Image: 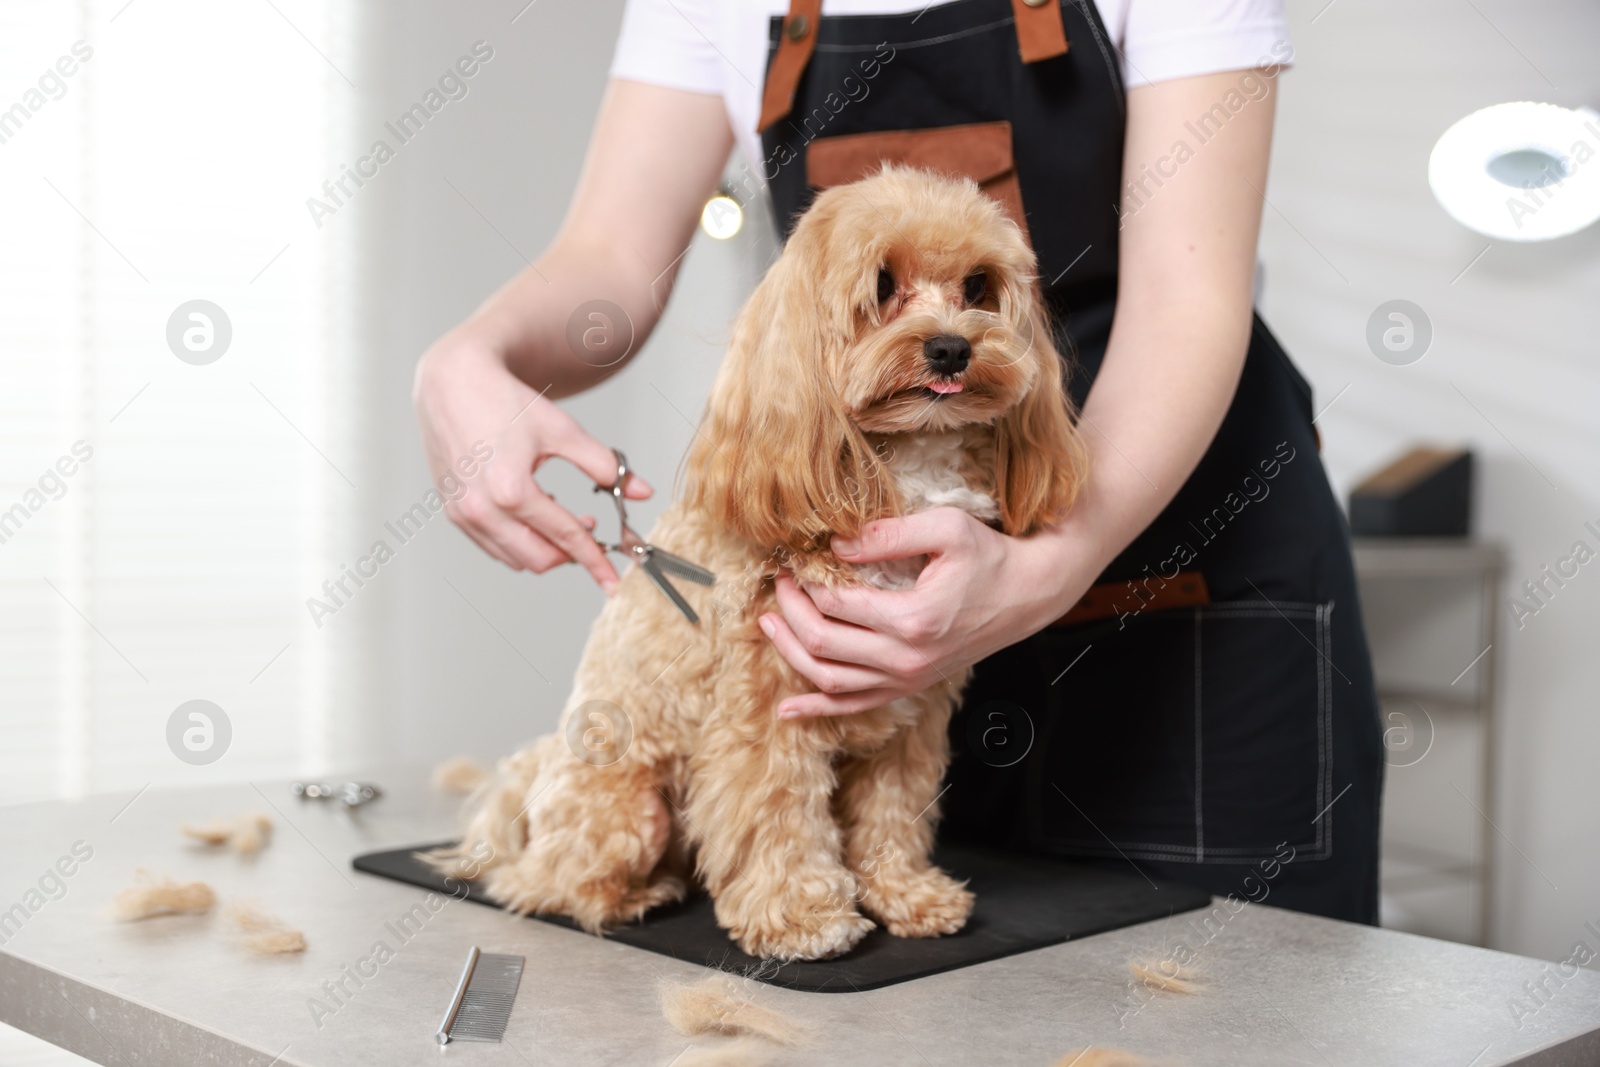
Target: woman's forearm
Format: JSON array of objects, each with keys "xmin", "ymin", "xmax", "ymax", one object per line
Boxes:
[
  {"xmin": 423, "ymin": 79, "xmax": 734, "ymax": 398},
  {"xmin": 436, "ymin": 241, "xmax": 662, "ymax": 398},
  {"xmin": 1027, "ymin": 300, "xmax": 1253, "ymax": 618},
  {"xmin": 1025, "ymin": 68, "xmax": 1279, "ymax": 618}
]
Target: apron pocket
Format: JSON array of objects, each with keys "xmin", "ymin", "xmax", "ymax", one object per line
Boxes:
[
  {"xmin": 1026, "ymin": 600, "xmax": 1334, "ymax": 864},
  {"xmin": 805, "ymin": 120, "xmax": 1030, "ymax": 243}
]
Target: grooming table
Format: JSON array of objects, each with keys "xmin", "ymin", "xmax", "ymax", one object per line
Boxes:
[{"xmin": 4, "ymin": 771, "xmax": 1599, "ymax": 1066}]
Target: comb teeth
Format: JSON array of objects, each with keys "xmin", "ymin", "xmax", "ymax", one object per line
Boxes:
[{"xmin": 437, "ymin": 948, "xmax": 524, "ymax": 1044}]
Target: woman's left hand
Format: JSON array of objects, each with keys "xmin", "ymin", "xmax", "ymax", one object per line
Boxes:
[{"xmin": 759, "ymin": 507, "xmax": 1081, "ymax": 718}]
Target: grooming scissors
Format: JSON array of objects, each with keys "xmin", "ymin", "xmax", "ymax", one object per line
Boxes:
[{"xmin": 594, "ymin": 449, "xmax": 714, "ymax": 623}]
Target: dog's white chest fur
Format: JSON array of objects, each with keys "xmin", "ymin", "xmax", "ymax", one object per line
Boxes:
[{"xmin": 857, "ymin": 433, "xmax": 999, "ymax": 591}]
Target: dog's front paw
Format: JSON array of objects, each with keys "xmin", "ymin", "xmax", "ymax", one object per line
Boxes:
[
  {"xmin": 487, "ymin": 864, "xmax": 685, "ymax": 934},
  {"xmin": 738, "ymin": 909, "xmax": 875, "ymax": 962},
  {"xmin": 721, "ymin": 876, "xmax": 876, "ymax": 961},
  {"xmin": 862, "ymin": 868, "xmax": 973, "ymax": 939}
]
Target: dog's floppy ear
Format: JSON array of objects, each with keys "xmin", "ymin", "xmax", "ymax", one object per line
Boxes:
[
  {"xmin": 684, "ymin": 238, "xmax": 892, "ymax": 554},
  {"xmin": 993, "ymin": 299, "xmax": 1089, "ymax": 536}
]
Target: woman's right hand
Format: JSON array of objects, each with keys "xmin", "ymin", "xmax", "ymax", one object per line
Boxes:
[
  {"xmin": 410, "ymin": 79, "xmax": 732, "ymax": 590},
  {"xmin": 412, "ymin": 343, "xmax": 652, "ymax": 594}
]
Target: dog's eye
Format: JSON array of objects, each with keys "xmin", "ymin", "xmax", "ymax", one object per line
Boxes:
[
  {"xmin": 876, "ymin": 267, "xmax": 895, "ymax": 304},
  {"xmin": 963, "ymin": 271, "xmax": 988, "ymax": 306}
]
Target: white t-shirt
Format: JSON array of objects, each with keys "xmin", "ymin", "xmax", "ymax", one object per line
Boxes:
[{"xmin": 609, "ymin": 0, "xmax": 1293, "ymax": 183}]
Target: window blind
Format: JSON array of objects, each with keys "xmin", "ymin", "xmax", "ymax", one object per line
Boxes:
[{"xmin": 0, "ymin": 0, "xmax": 362, "ymax": 809}]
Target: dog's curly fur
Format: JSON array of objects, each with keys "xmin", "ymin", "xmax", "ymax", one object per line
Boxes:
[{"xmin": 436, "ymin": 167, "xmax": 1087, "ymax": 961}]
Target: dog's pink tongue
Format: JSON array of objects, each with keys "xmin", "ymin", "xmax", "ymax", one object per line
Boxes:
[{"xmin": 927, "ymin": 380, "xmax": 964, "ymax": 394}]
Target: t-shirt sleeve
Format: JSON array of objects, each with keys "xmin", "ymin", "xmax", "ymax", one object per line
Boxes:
[
  {"xmin": 607, "ymin": 0, "xmax": 727, "ymax": 96},
  {"xmin": 1119, "ymin": 0, "xmax": 1294, "ymax": 88}
]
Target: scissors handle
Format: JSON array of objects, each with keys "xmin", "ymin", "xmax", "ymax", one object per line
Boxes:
[{"xmin": 597, "ymin": 450, "xmax": 632, "ymax": 523}]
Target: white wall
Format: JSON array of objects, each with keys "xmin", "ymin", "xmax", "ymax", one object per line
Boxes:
[{"xmin": 1261, "ymin": 0, "xmax": 1600, "ymax": 960}]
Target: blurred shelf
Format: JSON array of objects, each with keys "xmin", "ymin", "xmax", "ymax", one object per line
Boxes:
[
  {"xmin": 1356, "ymin": 538, "xmax": 1504, "ymax": 948},
  {"xmin": 1352, "ymin": 537, "xmax": 1507, "ymax": 576},
  {"xmin": 1378, "ymin": 690, "xmax": 1481, "ymax": 714}
]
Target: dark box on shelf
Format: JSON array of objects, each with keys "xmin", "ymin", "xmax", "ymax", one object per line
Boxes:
[{"xmin": 1350, "ymin": 447, "xmax": 1473, "ymax": 538}]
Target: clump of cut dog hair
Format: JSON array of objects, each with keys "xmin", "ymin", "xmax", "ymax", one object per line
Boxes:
[
  {"xmin": 1051, "ymin": 1049, "xmax": 1155, "ymax": 1067},
  {"xmin": 1128, "ymin": 960, "xmax": 1202, "ymax": 995},
  {"xmin": 659, "ymin": 973, "xmax": 806, "ymax": 1046},
  {"xmin": 230, "ymin": 901, "xmax": 307, "ymax": 955},
  {"xmin": 671, "ymin": 1039, "xmax": 778, "ymax": 1067},
  {"xmin": 242, "ymin": 928, "xmax": 306, "ymax": 955},
  {"xmin": 431, "ymin": 756, "xmax": 490, "ymax": 795},
  {"xmin": 181, "ymin": 812, "xmax": 274, "ymax": 854},
  {"xmin": 112, "ymin": 872, "xmax": 216, "ymax": 921}
]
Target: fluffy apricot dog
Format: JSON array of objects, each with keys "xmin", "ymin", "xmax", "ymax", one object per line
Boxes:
[{"xmin": 439, "ymin": 166, "xmax": 1086, "ymax": 960}]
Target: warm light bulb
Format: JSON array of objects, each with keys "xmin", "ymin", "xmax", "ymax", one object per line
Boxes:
[{"xmin": 700, "ymin": 195, "xmax": 743, "ymax": 240}]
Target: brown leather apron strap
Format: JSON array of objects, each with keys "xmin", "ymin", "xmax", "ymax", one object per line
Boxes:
[
  {"xmin": 758, "ymin": 0, "xmax": 824, "ymax": 134},
  {"xmin": 1010, "ymin": 0, "xmax": 1069, "ymax": 64},
  {"xmin": 759, "ymin": 0, "xmax": 1069, "ymax": 133},
  {"xmin": 1051, "ymin": 571, "xmax": 1210, "ymax": 627}
]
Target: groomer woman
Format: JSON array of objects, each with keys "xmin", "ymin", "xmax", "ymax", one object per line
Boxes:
[{"xmin": 414, "ymin": 0, "xmax": 1384, "ymax": 922}]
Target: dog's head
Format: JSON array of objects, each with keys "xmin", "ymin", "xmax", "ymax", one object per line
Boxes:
[{"xmin": 686, "ymin": 166, "xmax": 1086, "ymax": 553}]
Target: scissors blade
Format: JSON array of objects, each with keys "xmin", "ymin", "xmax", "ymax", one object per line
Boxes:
[
  {"xmin": 648, "ymin": 548, "xmax": 715, "ymax": 586},
  {"xmin": 639, "ymin": 555, "xmax": 700, "ymax": 624}
]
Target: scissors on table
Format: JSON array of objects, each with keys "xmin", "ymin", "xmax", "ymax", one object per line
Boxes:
[{"xmin": 593, "ymin": 449, "xmax": 714, "ymax": 623}]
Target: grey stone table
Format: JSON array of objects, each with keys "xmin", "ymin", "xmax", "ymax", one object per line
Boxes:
[{"xmin": 3, "ymin": 771, "xmax": 1598, "ymax": 1066}]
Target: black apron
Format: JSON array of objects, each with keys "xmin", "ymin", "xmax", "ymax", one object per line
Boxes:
[{"xmin": 759, "ymin": 0, "xmax": 1383, "ymax": 923}]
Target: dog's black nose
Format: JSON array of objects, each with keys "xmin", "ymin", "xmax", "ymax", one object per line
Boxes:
[{"xmin": 923, "ymin": 334, "xmax": 971, "ymax": 375}]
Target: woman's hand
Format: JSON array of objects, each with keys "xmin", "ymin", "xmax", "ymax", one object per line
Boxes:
[
  {"xmin": 410, "ymin": 80, "xmax": 733, "ymax": 585},
  {"xmin": 413, "ymin": 343, "xmax": 652, "ymax": 593},
  {"xmin": 759, "ymin": 508, "xmax": 1087, "ymax": 718}
]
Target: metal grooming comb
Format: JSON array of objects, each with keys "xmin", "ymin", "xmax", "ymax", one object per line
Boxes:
[
  {"xmin": 436, "ymin": 946, "xmax": 524, "ymax": 1045},
  {"xmin": 290, "ymin": 780, "xmax": 382, "ymax": 808},
  {"xmin": 593, "ymin": 448, "xmax": 715, "ymax": 623}
]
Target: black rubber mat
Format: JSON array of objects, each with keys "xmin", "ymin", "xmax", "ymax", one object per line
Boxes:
[{"xmin": 352, "ymin": 841, "xmax": 1211, "ymax": 993}]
